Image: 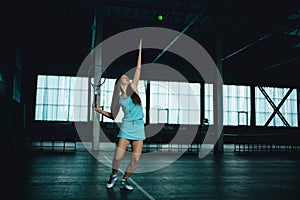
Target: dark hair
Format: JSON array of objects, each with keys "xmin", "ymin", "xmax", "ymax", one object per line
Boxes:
[
  {"xmin": 127, "ymin": 84, "xmax": 141, "ymax": 105},
  {"xmin": 110, "ymin": 80, "xmax": 120, "ymax": 120},
  {"xmin": 110, "ymin": 76, "xmax": 141, "ymax": 119}
]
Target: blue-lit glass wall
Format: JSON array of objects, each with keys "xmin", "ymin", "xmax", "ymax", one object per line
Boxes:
[{"xmin": 35, "ymin": 75, "xmax": 298, "ymax": 127}]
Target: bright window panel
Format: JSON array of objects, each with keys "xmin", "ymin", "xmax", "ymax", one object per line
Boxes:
[
  {"xmin": 150, "ymin": 81, "xmax": 200, "ymax": 124},
  {"xmin": 35, "ymin": 75, "xmax": 89, "ymax": 122},
  {"xmin": 255, "ymin": 87, "xmax": 298, "ymax": 127},
  {"xmin": 223, "ymin": 85, "xmax": 251, "ymax": 126}
]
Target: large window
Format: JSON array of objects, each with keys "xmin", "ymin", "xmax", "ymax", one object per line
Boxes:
[
  {"xmin": 35, "ymin": 75, "xmax": 88, "ymax": 121},
  {"xmin": 223, "ymin": 85, "xmax": 251, "ymax": 126},
  {"xmin": 35, "ymin": 75, "xmax": 298, "ymax": 127},
  {"xmin": 150, "ymin": 81, "xmax": 201, "ymax": 124},
  {"xmin": 205, "ymin": 84, "xmax": 251, "ymax": 125},
  {"xmin": 255, "ymin": 87, "xmax": 298, "ymax": 127},
  {"xmin": 35, "ymin": 75, "xmax": 146, "ymax": 122}
]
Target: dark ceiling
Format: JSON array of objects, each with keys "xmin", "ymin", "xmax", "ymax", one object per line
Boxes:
[{"xmin": 2, "ymin": 0, "xmax": 300, "ymax": 87}]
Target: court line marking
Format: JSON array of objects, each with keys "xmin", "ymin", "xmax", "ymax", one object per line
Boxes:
[{"xmin": 104, "ymin": 156, "xmax": 156, "ymax": 200}]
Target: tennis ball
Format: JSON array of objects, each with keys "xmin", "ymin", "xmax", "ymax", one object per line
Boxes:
[{"xmin": 157, "ymin": 15, "xmax": 163, "ymax": 21}]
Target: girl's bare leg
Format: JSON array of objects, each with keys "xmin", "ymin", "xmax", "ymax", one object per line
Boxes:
[
  {"xmin": 123, "ymin": 140, "xmax": 143, "ymax": 179},
  {"xmin": 112, "ymin": 138, "xmax": 130, "ymax": 175}
]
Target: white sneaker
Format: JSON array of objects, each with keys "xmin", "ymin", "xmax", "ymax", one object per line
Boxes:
[
  {"xmin": 106, "ymin": 174, "xmax": 118, "ymax": 189},
  {"xmin": 120, "ymin": 179, "xmax": 133, "ymax": 191}
]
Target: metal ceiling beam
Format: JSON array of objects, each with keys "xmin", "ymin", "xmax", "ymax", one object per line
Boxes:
[
  {"xmin": 152, "ymin": 14, "xmax": 205, "ymax": 63},
  {"xmin": 222, "ymin": 17, "xmax": 300, "ymax": 62},
  {"xmin": 222, "ymin": 24, "xmax": 289, "ymax": 61},
  {"xmin": 264, "ymin": 56, "xmax": 299, "ymax": 71}
]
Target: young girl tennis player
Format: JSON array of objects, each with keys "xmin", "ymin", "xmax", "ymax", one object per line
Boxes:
[{"xmin": 93, "ymin": 39, "xmax": 144, "ymax": 191}]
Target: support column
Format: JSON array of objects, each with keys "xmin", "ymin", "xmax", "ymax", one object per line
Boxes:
[
  {"xmin": 211, "ymin": 0, "xmax": 223, "ymax": 154},
  {"xmin": 200, "ymin": 83, "xmax": 205, "ymax": 125},
  {"xmin": 92, "ymin": 4, "xmax": 103, "ymax": 151},
  {"xmin": 213, "ymin": 77, "xmax": 223, "ymax": 155},
  {"xmin": 250, "ymin": 85, "xmax": 256, "ymax": 127}
]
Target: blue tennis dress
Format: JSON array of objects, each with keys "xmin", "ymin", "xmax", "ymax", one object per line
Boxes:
[{"xmin": 117, "ymin": 96, "xmax": 145, "ymax": 140}]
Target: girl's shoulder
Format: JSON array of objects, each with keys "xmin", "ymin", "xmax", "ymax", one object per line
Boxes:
[{"xmin": 120, "ymin": 95, "xmax": 129, "ymax": 99}]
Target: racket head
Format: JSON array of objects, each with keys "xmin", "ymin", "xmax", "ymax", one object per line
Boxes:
[
  {"xmin": 88, "ymin": 64, "xmax": 107, "ymax": 107},
  {"xmin": 88, "ymin": 64, "xmax": 107, "ymax": 87}
]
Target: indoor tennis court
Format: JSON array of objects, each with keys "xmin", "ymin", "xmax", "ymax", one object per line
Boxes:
[{"xmin": 1, "ymin": 1, "xmax": 300, "ymax": 199}]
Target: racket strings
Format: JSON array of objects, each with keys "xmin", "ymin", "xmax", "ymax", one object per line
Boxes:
[{"xmin": 88, "ymin": 65, "xmax": 107, "ymax": 88}]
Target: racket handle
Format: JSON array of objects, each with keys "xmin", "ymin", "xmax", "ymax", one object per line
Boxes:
[{"xmin": 94, "ymin": 94, "xmax": 97, "ymax": 108}]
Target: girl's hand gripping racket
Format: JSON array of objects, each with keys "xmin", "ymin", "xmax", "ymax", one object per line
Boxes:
[{"xmin": 88, "ymin": 65, "xmax": 106, "ymax": 108}]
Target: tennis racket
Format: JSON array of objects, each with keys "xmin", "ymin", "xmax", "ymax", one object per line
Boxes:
[{"xmin": 88, "ymin": 64, "xmax": 107, "ymax": 108}]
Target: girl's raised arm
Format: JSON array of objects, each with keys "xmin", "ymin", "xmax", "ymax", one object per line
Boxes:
[{"xmin": 131, "ymin": 39, "xmax": 142, "ymax": 90}]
